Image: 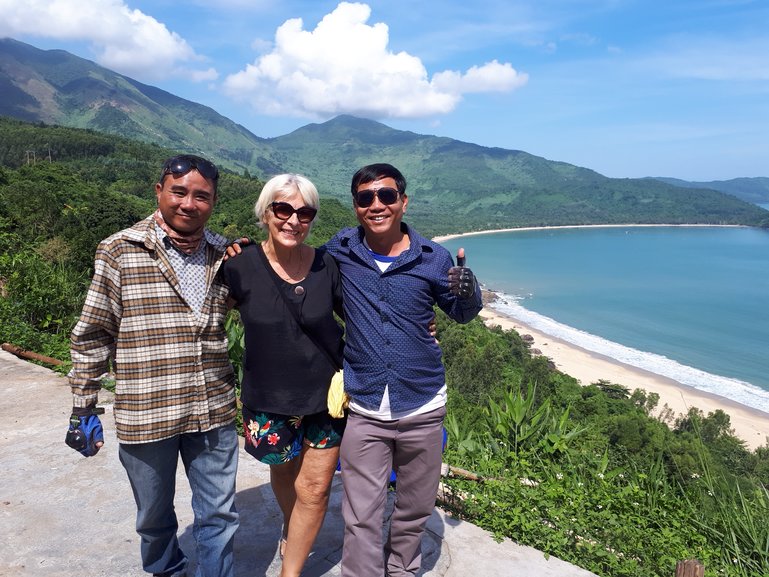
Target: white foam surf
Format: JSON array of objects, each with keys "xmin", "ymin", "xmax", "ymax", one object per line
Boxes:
[{"xmin": 489, "ymin": 291, "xmax": 769, "ymax": 415}]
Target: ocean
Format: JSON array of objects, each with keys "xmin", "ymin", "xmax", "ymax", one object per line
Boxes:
[{"xmin": 439, "ymin": 225, "xmax": 769, "ymax": 415}]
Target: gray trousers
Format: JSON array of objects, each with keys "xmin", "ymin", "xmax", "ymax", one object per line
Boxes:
[{"xmin": 340, "ymin": 406, "xmax": 446, "ymax": 577}]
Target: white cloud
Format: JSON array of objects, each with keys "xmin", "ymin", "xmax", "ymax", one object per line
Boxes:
[
  {"xmin": 0, "ymin": 0, "xmax": 215, "ymax": 82},
  {"xmin": 433, "ymin": 60, "xmax": 528, "ymax": 94},
  {"xmin": 223, "ymin": 2, "xmax": 527, "ymax": 119},
  {"xmin": 189, "ymin": 68, "xmax": 219, "ymax": 83}
]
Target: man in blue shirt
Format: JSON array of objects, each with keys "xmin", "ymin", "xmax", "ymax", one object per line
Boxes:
[{"xmin": 325, "ymin": 163, "xmax": 482, "ymax": 577}]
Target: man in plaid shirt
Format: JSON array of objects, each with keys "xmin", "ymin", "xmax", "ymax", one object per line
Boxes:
[{"xmin": 66, "ymin": 154, "xmax": 238, "ymax": 577}]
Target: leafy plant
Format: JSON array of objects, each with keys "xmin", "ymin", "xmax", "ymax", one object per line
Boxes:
[
  {"xmin": 225, "ymin": 310, "xmax": 245, "ymax": 386},
  {"xmin": 484, "ymin": 383, "xmax": 585, "ymax": 459}
]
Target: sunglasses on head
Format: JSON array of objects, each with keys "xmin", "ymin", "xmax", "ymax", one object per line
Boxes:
[
  {"xmin": 353, "ymin": 187, "xmax": 401, "ymax": 208},
  {"xmin": 270, "ymin": 202, "xmax": 317, "ymax": 223},
  {"xmin": 160, "ymin": 156, "xmax": 219, "ymax": 183}
]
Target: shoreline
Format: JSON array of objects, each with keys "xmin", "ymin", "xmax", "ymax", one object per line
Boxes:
[
  {"xmin": 432, "ymin": 223, "xmax": 745, "ymax": 243},
  {"xmin": 478, "ymin": 305, "xmax": 769, "ymax": 451}
]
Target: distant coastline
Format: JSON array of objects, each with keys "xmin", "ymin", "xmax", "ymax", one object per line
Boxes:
[{"xmin": 432, "ymin": 223, "xmax": 746, "ymax": 243}]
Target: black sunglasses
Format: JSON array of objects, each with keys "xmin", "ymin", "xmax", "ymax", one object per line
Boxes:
[
  {"xmin": 270, "ymin": 202, "xmax": 317, "ymax": 223},
  {"xmin": 353, "ymin": 187, "xmax": 401, "ymax": 208},
  {"xmin": 160, "ymin": 156, "xmax": 219, "ymax": 183}
]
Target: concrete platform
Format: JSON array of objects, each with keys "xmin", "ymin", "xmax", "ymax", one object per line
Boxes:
[{"xmin": 0, "ymin": 348, "xmax": 598, "ymax": 577}]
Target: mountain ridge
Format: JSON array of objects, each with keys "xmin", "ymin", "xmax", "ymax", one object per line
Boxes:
[
  {"xmin": 0, "ymin": 37, "xmax": 275, "ymax": 172},
  {"xmin": 651, "ymin": 176, "xmax": 769, "ymax": 205},
  {"xmin": 1, "ymin": 37, "xmax": 767, "ymax": 236}
]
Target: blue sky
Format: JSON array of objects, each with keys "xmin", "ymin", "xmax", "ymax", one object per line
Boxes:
[{"xmin": 1, "ymin": 0, "xmax": 767, "ymax": 181}]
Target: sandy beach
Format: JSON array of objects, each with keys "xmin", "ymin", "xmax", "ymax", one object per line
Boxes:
[{"xmin": 479, "ymin": 306, "xmax": 769, "ymax": 451}]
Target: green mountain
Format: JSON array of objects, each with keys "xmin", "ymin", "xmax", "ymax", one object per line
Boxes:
[
  {"xmin": 2, "ymin": 37, "xmax": 767, "ymax": 237},
  {"xmin": 652, "ymin": 176, "xmax": 769, "ymax": 205},
  {"xmin": 265, "ymin": 116, "xmax": 769, "ymax": 235},
  {"xmin": 0, "ymin": 37, "xmax": 278, "ymax": 174}
]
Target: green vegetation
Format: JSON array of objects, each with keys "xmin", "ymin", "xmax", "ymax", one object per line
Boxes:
[
  {"xmin": 251, "ymin": 116, "xmax": 769, "ymax": 237},
  {"xmin": 0, "ymin": 38, "xmax": 278, "ymax": 176},
  {"xmin": 654, "ymin": 176, "xmax": 769, "ymax": 205},
  {"xmin": 0, "ymin": 117, "xmax": 356, "ymax": 363},
  {"xmin": 2, "ymin": 118, "xmax": 769, "ymax": 577}
]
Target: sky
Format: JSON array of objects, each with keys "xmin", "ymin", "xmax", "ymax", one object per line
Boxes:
[{"xmin": 1, "ymin": 0, "xmax": 768, "ymax": 181}]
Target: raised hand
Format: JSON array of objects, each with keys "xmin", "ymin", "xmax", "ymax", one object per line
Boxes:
[{"xmin": 448, "ymin": 248, "xmax": 476, "ymax": 299}]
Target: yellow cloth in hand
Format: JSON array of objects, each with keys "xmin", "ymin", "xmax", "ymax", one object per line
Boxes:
[{"xmin": 327, "ymin": 370, "xmax": 349, "ymax": 418}]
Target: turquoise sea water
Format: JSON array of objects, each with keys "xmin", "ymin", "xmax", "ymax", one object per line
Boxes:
[{"xmin": 439, "ymin": 226, "xmax": 769, "ymax": 415}]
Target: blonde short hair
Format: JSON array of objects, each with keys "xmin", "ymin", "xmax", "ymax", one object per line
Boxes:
[{"xmin": 254, "ymin": 174, "xmax": 320, "ymax": 230}]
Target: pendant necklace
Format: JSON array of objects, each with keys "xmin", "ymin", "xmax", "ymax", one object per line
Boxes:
[{"xmin": 265, "ymin": 243, "xmax": 306, "ymax": 295}]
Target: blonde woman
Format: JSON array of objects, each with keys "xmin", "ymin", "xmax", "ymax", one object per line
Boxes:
[{"xmin": 222, "ymin": 174, "xmax": 345, "ymax": 577}]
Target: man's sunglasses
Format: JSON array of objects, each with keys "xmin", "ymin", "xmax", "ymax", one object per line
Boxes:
[
  {"xmin": 270, "ymin": 202, "xmax": 317, "ymax": 223},
  {"xmin": 353, "ymin": 187, "xmax": 401, "ymax": 208},
  {"xmin": 160, "ymin": 156, "xmax": 219, "ymax": 183}
]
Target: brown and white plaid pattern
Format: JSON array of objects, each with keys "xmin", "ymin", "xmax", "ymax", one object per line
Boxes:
[{"xmin": 69, "ymin": 216, "xmax": 237, "ymax": 444}]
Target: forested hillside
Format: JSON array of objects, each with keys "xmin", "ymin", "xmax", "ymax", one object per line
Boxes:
[
  {"xmin": 266, "ymin": 116, "xmax": 769, "ymax": 236},
  {"xmin": 0, "ymin": 38, "xmax": 275, "ymax": 173},
  {"xmin": 0, "ymin": 117, "xmax": 355, "ymax": 360},
  {"xmin": 654, "ymin": 176, "xmax": 769, "ymax": 205}
]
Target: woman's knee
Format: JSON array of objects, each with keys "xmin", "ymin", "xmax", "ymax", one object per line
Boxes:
[{"xmin": 295, "ymin": 475, "xmax": 332, "ymax": 507}]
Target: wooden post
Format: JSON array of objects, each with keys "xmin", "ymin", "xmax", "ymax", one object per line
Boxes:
[
  {"xmin": 1, "ymin": 343, "xmax": 63, "ymax": 366},
  {"xmin": 446, "ymin": 464, "xmax": 483, "ymax": 481},
  {"xmin": 675, "ymin": 559, "xmax": 704, "ymax": 577}
]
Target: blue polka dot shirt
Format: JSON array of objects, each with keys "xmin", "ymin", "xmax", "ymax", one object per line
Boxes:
[{"xmin": 325, "ymin": 224, "xmax": 482, "ymax": 413}]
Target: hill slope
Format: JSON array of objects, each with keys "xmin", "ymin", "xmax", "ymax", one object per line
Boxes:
[
  {"xmin": 0, "ymin": 37, "xmax": 278, "ymax": 174},
  {"xmin": 653, "ymin": 177, "xmax": 769, "ymax": 205},
  {"xmin": 266, "ymin": 116, "xmax": 769, "ymax": 235}
]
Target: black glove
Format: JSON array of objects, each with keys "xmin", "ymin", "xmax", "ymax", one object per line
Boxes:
[
  {"xmin": 65, "ymin": 408, "xmax": 104, "ymax": 457},
  {"xmin": 448, "ymin": 254, "xmax": 477, "ymax": 299}
]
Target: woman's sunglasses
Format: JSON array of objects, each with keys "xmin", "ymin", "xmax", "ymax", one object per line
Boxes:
[
  {"xmin": 353, "ymin": 187, "xmax": 401, "ymax": 208},
  {"xmin": 270, "ymin": 202, "xmax": 317, "ymax": 223},
  {"xmin": 160, "ymin": 155, "xmax": 219, "ymax": 182}
]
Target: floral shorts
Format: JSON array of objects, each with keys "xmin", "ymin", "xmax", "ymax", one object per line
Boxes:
[{"xmin": 241, "ymin": 405, "xmax": 346, "ymax": 465}]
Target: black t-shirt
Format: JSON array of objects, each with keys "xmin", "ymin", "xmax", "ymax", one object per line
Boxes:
[{"xmin": 222, "ymin": 243, "xmax": 344, "ymax": 415}]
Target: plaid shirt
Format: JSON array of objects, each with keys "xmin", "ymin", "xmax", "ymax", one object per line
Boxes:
[{"xmin": 69, "ymin": 216, "xmax": 237, "ymax": 443}]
